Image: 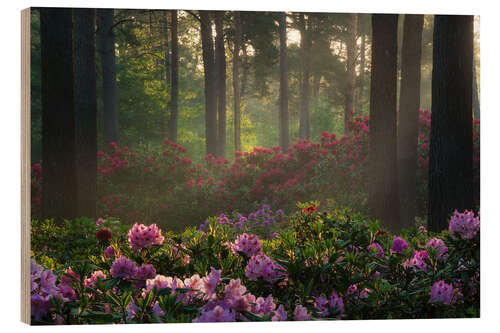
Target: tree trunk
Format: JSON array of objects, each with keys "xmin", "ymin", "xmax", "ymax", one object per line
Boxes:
[
  {"xmin": 472, "ymin": 56, "xmax": 480, "ymax": 120},
  {"xmin": 428, "ymin": 15, "xmax": 474, "ymax": 232},
  {"xmin": 356, "ymin": 35, "xmax": 366, "ymax": 116},
  {"xmin": 73, "ymin": 8, "xmax": 98, "ymax": 218},
  {"xmin": 168, "ymin": 10, "xmax": 179, "ymax": 142},
  {"xmin": 299, "ymin": 14, "xmax": 311, "ymax": 140},
  {"xmin": 233, "ymin": 11, "xmax": 242, "ymax": 153},
  {"xmin": 97, "ymin": 9, "xmax": 118, "ymax": 148},
  {"xmin": 279, "ymin": 12, "xmax": 290, "ymax": 151},
  {"xmin": 368, "ymin": 14, "xmax": 401, "ymax": 231},
  {"xmin": 398, "ymin": 14, "xmax": 424, "ymax": 229},
  {"xmin": 241, "ymin": 42, "xmax": 248, "ymax": 100},
  {"xmin": 215, "ymin": 11, "xmax": 227, "ymax": 157},
  {"xmin": 163, "ymin": 12, "xmax": 171, "ymax": 85},
  {"xmin": 345, "ymin": 13, "xmax": 358, "ymax": 132},
  {"xmin": 40, "ymin": 8, "xmax": 78, "ymax": 222},
  {"xmin": 199, "ymin": 11, "xmax": 218, "ymax": 156}
]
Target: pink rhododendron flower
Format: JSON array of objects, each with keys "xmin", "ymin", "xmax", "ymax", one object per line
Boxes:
[
  {"xmin": 272, "ymin": 304, "xmax": 288, "ymax": 321},
  {"xmin": 202, "ymin": 267, "xmax": 221, "ymax": 299},
  {"xmin": 425, "ymin": 238, "xmax": 448, "ymax": 260},
  {"xmin": 293, "ymin": 304, "xmax": 310, "ymax": 321},
  {"xmin": 245, "ymin": 254, "xmax": 286, "ymax": 283},
  {"xmin": 84, "ymin": 270, "xmax": 106, "ymax": 288},
  {"xmin": 128, "ymin": 223, "xmax": 165, "ymax": 250},
  {"xmin": 254, "ymin": 295, "xmax": 276, "ymax": 315},
  {"xmin": 230, "ymin": 233, "xmax": 263, "ymax": 257},
  {"xmin": 449, "ymin": 210, "xmax": 480, "ymax": 239},
  {"xmin": 110, "ymin": 256, "xmax": 138, "ymax": 278},
  {"xmin": 133, "ymin": 264, "xmax": 157, "ymax": 288},
  {"xmin": 392, "ymin": 237, "xmax": 409, "ymax": 254},
  {"xmin": 194, "ymin": 305, "xmax": 236, "ymax": 322},
  {"xmin": 329, "ymin": 291, "xmax": 345, "ymax": 317},
  {"xmin": 429, "ymin": 280, "xmax": 455, "ymax": 305},
  {"xmin": 104, "ymin": 245, "xmax": 116, "ymax": 259},
  {"xmin": 31, "ymin": 293, "xmax": 53, "ymax": 320},
  {"xmin": 96, "ymin": 218, "xmax": 105, "ymax": 226},
  {"xmin": 314, "ymin": 295, "xmax": 329, "ymax": 317}
]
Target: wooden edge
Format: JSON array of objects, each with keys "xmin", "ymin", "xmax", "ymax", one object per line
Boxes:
[{"xmin": 21, "ymin": 7, "xmax": 31, "ymax": 325}]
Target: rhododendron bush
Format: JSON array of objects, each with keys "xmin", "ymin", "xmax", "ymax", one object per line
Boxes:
[
  {"xmin": 30, "ymin": 111, "xmax": 479, "ymax": 232},
  {"xmin": 30, "ymin": 206, "xmax": 479, "ymax": 324}
]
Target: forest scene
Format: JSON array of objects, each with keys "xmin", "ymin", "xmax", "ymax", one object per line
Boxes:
[{"xmin": 29, "ymin": 8, "xmax": 480, "ymax": 324}]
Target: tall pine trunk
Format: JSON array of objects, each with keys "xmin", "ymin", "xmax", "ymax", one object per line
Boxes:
[
  {"xmin": 368, "ymin": 14, "xmax": 401, "ymax": 231},
  {"xmin": 299, "ymin": 14, "xmax": 311, "ymax": 140},
  {"xmin": 279, "ymin": 12, "xmax": 290, "ymax": 151},
  {"xmin": 40, "ymin": 8, "xmax": 78, "ymax": 222},
  {"xmin": 199, "ymin": 11, "xmax": 218, "ymax": 156},
  {"xmin": 356, "ymin": 35, "xmax": 366, "ymax": 115},
  {"xmin": 97, "ymin": 9, "xmax": 118, "ymax": 148},
  {"xmin": 472, "ymin": 56, "xmax": 480, "ymax": 120},
  {"xmin": 344, "ymin": 13, "xmax": 358, "ymax": 132},
  {"xmin": 398, "ymin": 14, "xmax": 424, "ymax": 229},
  {"xmin": 428, "ymin": 15, "xmax": 474, "ymax": 232},
  {"xmin": 168, "ymin": 10, "xmax": 179, "ymax": 142},
  {"xmin": 233, "ymin": 11, "xmax": 242, "ymax": 153},
  {"xmin": 73, "ymin": 8, "xmax": 98, "ymax": 218},
  {"xmin": 215, "ymin": 12, "xmax": 227, "ymax": 157}
]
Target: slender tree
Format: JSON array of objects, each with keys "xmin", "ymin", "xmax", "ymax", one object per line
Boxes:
[
  {"xmin": 233, "ymin": 11, "xmax": 242, "ymax": 152},
  {"xmin": 299, "ymin": 14, "xmax": 312, "ymax": 139},
  {"xmin": 428, "ymin": 15, "xmax": 474, "ymax": 232},
  {"xmin": 73, "ymin": 8, "xmax": 98, "ymax": 218},
  {"xmin": 215, "ymin": 11, "xmax": 227, "ymax": 157},
  {"xmin": 398, "ymin": 14, "xmax": 424, "ymax": 229},
  {"xmin": 279, "ymin": 12, "xmax": 290, "ymax": 151},
  {"xmin": 97, "ymin": 9, "xmax": 118, "ymax": 148},
  {"xmin": 472, "ymin": 56, "xmax": 480, "ymax": 120},
  {"xmin": 356, "ymin": 35, "xmax": 366, "ymax": 116},
  {"xmin": 344, "ymin": 13, "xmax": 358, "ymax": 132},
  {"xmin": 368, "ymin": 14, "xmax": 401, "ymax": 231},
  {"xmin": 163, "ymin": 12, "xmax": 171, "ymax": 86},
  {"xmin": 168, "ymin": 10, "xmax": 179, "ymax": 142},
  {"xmin": 40, "ymin": 8, "xmax": 78, "ymax": 221},
  {"xmin": 199, "ymin": 11, "xmax": 218, "ymax": 156}
]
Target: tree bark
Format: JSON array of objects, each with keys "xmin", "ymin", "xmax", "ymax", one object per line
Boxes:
[
  {"xmin": 40, "ymin": 8, "xmax": 78, "ymax": 222},
  {"xmin": 73, "ymin": 8, "xmax": 98, "ymax": 218},
  {"xmin": 97, "ymin": 9, "xmax": 118, "ymax": 148},
  {"xmin": 168, "ymin": 10, "xmax": 179, "ymax": 142},
  {"xmin": 398, "ymin": 14, "xmax": 424, "ymax": 229},
  {"xmin": 472, "ymin": 56, "xmax": 480, "ymax": 120},
  {"xmin": 215, "ymin": 11, "xmax": 227, "ymax": 157},
  {"xmin": 299, "ymin": 14, "xmax": 311, "ymax": 140},
  {"xmin": 345, "ymin": 13, "xmax": 358, "ymax": 132},
  {"xmin": 233, "ymin": 11, "xmax": 242, "ymax": 153},
  {"xmin": 368, "ymin": 14, "xmax": 401, "ymax": 231},
  {"xmin": 428, "ymin": 15, "xmax": 474, "ymax": 232},
  {"xmin": 199, "ymin": 11, "xmax": 218, "ymax": 156},
  {"xmin": 279, "ymin": 12, "xmax": 290, "ymax": 151}
]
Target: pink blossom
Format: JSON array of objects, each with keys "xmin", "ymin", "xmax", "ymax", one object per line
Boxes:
[
  {"xmin": 293, "ymin": 304, "xmax": 310, "ymax": 321},
  {"xmin": 96, "ymin": 218, "xmax": 105, "ymax": 226},
  {"xmin": 272, "ymin": 304, "xmax": 288, "ymax": 321},
  {"xmin": 245, "ymin": 254, "xmax": 285, "ymax": 283},
  {"xmin": 429, "ymin": 280, "xmax": 455, "ymax": 305},
  {"xmin": 230, "ymin": 233, "xmax": 263, "ymax": 257},
  {"xmin": 104, "ymin": 245, "xmax": 116, "ymax": 259},
  {"xmin": 110, "ymin": 256, "xmax": 138, "ymax": 278},
  {"xmin": 254, "ymin": 295, "xmax": 276, "ymax": 315},
  {"xmin": 367, "ymin": 242, "xmax": 384, "ymax": 258},
  {"xmin": 449, "ymin": 210, "xmax": 480, "ymax": 239},
  {"xmin": 84, "ymin": 270, "xmax": 107, "ymax": 288},
  {"xmin": 391, "ymin": 237, "xmax": 409, "ymax": 254},
  {"xmin": 128, "ymin": 223, "xmax": 165, "ymax": 250},
  {"xmin": 202, "ymin": 267, "xmax": 221, "ymax": 299},
  {"xmin": 194, "ymin": 305, "xmax": 236, "ymax": 322},
  {"xmin": 329, "ymin": 291, "xmax": 345, "ymax": 317},
  {"xmin": 425, "ymin": 238, "xmax": 448, "ymax": 260}
]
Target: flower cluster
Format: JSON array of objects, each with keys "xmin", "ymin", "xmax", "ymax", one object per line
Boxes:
[
  {"xmin": 449, "ymin": 210, "xmax": 480, "ymax": 239},
  {"xmin": 128, "ymin": 223, "xmax": 164, "ymax": 250},
  {"xmin": 230, "ymin": 233, "xmax": 263, "ymax": 257},
  {"xmin": 425, "ymin": 238, "xmax": 448, "ymax": 260},
  {"xmin": 245, "ymin": 254, "xmax": 286, "ymax": 283},
  {"xmin": 110, "ymin": 256, "xmax": 138, "ymax": 278},
  {"xmin": 429, "ymin": 280, "xmax": 455, "ymax": 305},
  {"xmin": 391, "ymin": 237, "xmax": 409, "ymax": 254}
]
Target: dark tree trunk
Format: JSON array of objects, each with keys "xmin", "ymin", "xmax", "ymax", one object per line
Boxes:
[
  {"xmin": 279, "ymin": 12, "xmax": 290, "ymax": 151},
  {"xmin": 163, "ymin": 11, "xmax": 171, "ymax": 86},
  {"xmin": 299, "ymin": 14, "xmax": 311, "ymax": 140},
  {"xmin": 40, "ymin": 8, "xmax": 78, "ymax": 222},
  {"xmin": 73, "ymin": 8, "xmax": 98, "ymax": 218},
  {"xmin": 215, "ymin": 11, "xmax": 227, "ymax": 157},
  {"xmin": 168, "ymin": 10, "xmax": 179, "ymax": 142},
  {"xmin": 368, "ymin": 14, "xmax": 401, "ymax": 231},
  {"xmin": 344, "ymin": 13, "xmax": 358, "ymax": 132},
  {"xmin": 233, "ymin": 11, "xmax": 242, "ymax": 153},
  {"xmin": 356, "ymin": 34, "xmax": 366, "ymax": 116},
  {"xmin": 199, "ymin": 11, "xmax": 218, "ymax": 156},
  {"xmin": 97, "ymin": 9, "xmax": 118, "ymax": 148},
  {"xmin": 472, "ymin": 56, "xmax": 480, "ymax": 120},
  {"xmin": 398, "ymin": 14, "xmax": 424, "ymax": 229},
  {"xmin": 428, "ymin": 15, "xmax": 474, "ymax": 232},
  {"xmin": 241, "ymin": 42, "xmax": 248, "ymax": 100}
]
